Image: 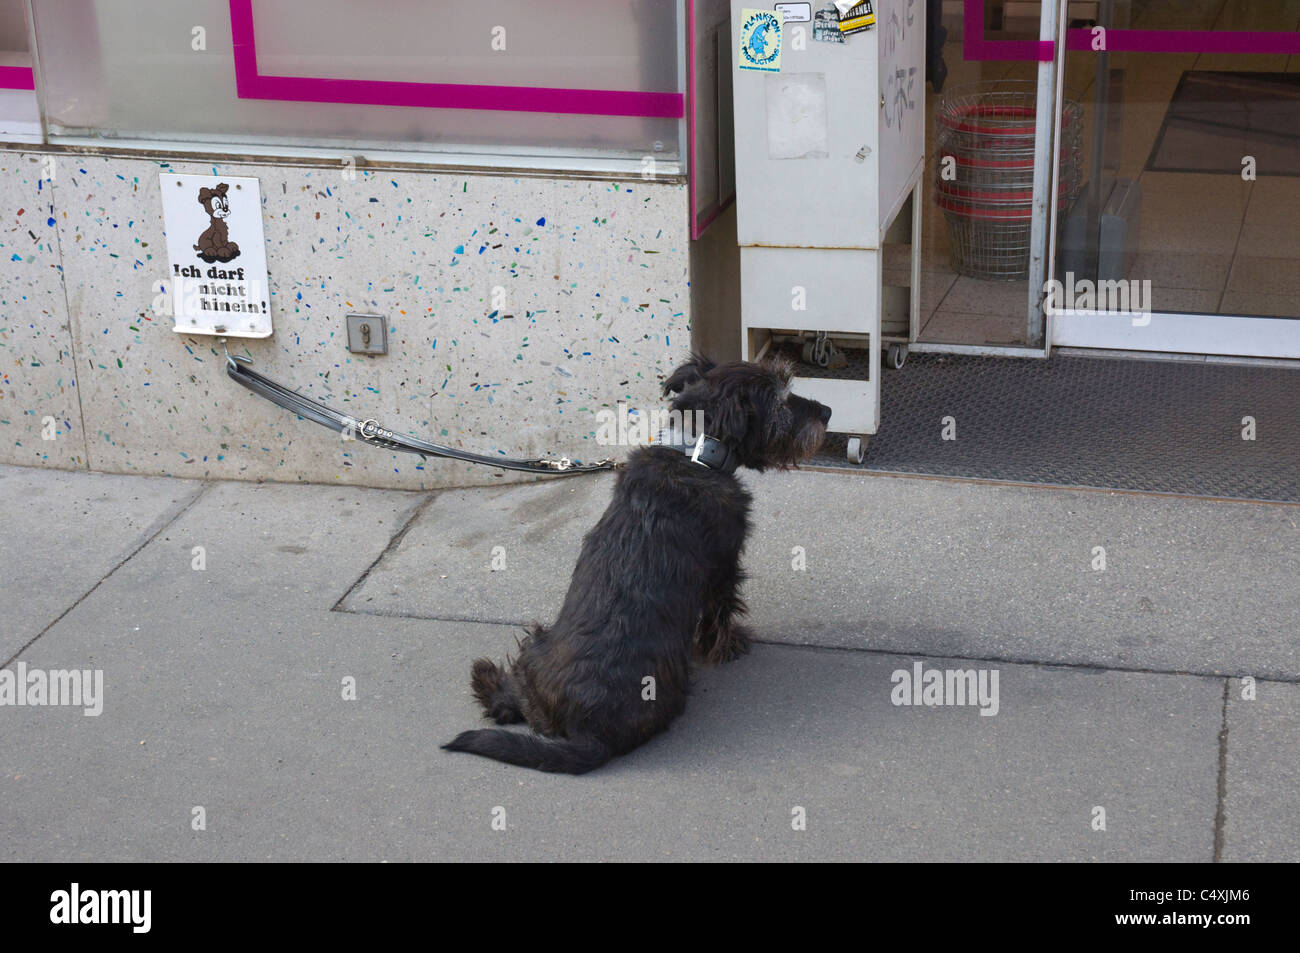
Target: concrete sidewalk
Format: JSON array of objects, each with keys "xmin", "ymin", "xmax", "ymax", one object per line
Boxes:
[{"xmin": 0, "ymin": 462, "xmax": 1295, "ymax": 861}]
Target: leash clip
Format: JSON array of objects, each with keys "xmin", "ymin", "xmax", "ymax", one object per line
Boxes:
[
  {"xmin": 543, "ymin": 456, "xmax": 572, "ymax": 471},
  {"xmin": 222, "ymin": 342, "xmax": 252, "ymax": 370}
]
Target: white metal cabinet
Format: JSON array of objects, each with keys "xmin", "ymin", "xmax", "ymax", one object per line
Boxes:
[{"xmin": 731, "ymin": 0, "xmax": 925, "ymax": 461}]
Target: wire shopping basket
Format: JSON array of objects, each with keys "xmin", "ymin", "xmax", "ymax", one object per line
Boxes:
[{"xmin": 934, "ymin": 82, "xmax": 1083, "ymax": 280}]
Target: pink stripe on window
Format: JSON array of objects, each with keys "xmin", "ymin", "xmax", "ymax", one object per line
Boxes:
[
  {"xmin": 964, "ymin": 0, "xmax": 1300, "ymax": 62},
  {"xmin": 963, "ymin": 0, "xmax": 1055, "ymax": 61},
  {"xmin": 228, "ymin": 0, "xmax": 683, "ymax": 119},
  {"xmin": 0, "ymin": 65, "xmax": 35, "ymax": 91},
  {"xmin": 688, "ymin": 0, "xmax": 699, "ymax": 237},
  {"xmin": 1064, "ymin": 28, "xmax": 1300, "ymax": 54}
]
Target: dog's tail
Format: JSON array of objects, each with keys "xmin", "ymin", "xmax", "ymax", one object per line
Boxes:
[{"xmin": 442, "ymin": 728, "xmax": 610, "ymax": 775}]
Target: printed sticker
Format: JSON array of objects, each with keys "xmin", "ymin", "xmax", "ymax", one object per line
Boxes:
[
  {"xmin": 837, "ymin": 0, "xmax": 875, "ymax": 35},
  {"xmin": 739, "ymin": 8, "xmax": 783, "ymax": 71},
  {"xmin": 774, "ymin": 2, "xmax": 812, "ymax": 21},
  {"xmin": 813, "ymin": 6, "xmax": 846, "ymax": 42}
]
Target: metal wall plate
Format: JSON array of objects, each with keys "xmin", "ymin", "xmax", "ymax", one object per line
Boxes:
[{"xmin": 346, "ymin": 314, "xmax": 388, "ymax": 355}]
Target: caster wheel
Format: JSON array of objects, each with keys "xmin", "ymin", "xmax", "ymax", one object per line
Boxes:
[
  {"xmin": 846, "ymin": 436, "xmax": 867, "ymax": 464},
  {"xmin": 802, "ymin": 339, "xmax": 831, "ymax": 368},
  {"xmin": 886, "ymin": 343, "xmax": 908, "ymax": 370}
]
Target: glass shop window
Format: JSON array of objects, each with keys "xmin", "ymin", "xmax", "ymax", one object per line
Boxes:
[
  {"xmin": 26, "ymin": 0, "xmax": 685, "ymax": 168},
  {"xmin": 0, "ymin": 0, "xmax": 38, "ymax": 141}
]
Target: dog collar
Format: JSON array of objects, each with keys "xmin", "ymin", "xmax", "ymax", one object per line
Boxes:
[{"xmin": 657, "ymin": 430, "xmax": 740, "ymax": 474}]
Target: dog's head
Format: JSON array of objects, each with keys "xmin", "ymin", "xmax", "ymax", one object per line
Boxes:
[
  {"xmin": 198, "ymin": 183, "xmax": 231, "ymax": 220},
  {"xmin": 662, "ymin": 354, "xmax": 831, "ymax": 471}
]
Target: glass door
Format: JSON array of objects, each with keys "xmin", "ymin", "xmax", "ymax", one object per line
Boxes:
[
  {"xmin": 1045, "ymin": 0, "xmax": 1300, "ymax": 358},
  {"xmin": 914, "ymin": 0, "xmax": 1085, "ymax": 354}
]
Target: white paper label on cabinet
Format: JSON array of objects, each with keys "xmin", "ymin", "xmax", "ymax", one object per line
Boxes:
[
  {"xmin": 160, "ymin": 173, "xmax": 272, "ymax": 338},
  {"xmin": 766, "ymin": 73, "xmax": 829, "ymax": 159},
  {"xmin": 774, "ymin": 2, "xmax": 812, "ymax": 21}
]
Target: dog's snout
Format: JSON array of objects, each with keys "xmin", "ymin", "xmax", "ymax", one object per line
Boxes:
[{"xmin": 819, "ymin": 404, "xmax": 832, "ymax": 425}]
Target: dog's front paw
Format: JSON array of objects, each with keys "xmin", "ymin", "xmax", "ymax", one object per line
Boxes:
[
  {"xmin": 469, "ymin": 657, "xmax": 504, "ymax": 710},
  {"xmin": 704, "ymin": 623, "xmax": 753, "ymax": 665}
]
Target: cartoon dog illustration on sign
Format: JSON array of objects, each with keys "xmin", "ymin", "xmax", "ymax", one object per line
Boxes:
[{"xmin": 193, "ymin": 183, "xmax": 240, "ymax": 263}]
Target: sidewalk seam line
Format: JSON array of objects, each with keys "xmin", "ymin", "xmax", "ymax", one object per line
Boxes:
[
  {"xmin": 49, "ymin": 170, "xmax": 93, "ymax": 471},
  {"xmin": 331, "ymin": 607, "xmax": 1292, "ymax": 682},
  {"xmin": 2, "ymin": 481, "xmax": 211, "ymax": 669},
  {"xmin": 330, "ymin": 490, "xmax": 440, "ymax": 613},
  {"xmin": 751, "ymin": 640, "xmax": 1287, "ymax": 684},
  {"xmin": 1213, "ymin": 678, "xmax": 1229, "ymax": 862},
  {"xmin": 799, "ymin": 466, "xmax": 1300, "ymax": 507}
]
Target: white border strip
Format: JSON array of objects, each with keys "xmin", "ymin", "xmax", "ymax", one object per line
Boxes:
[
  {"xmin": 33, "ymin": 135, "xmax": 684, "ymax": 179},
  {"xmin": 909, "ymin": 342, "xmax": 1048, "ymax": 358},
  {"xmin": 1052, "ymin": 310, "xmax": 1300, "ymax": 359}
]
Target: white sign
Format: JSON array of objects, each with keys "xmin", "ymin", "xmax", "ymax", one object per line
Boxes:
[
  {"xmin": 160, "ymin": 173, "xmax": 272, "ymax": 338},
  {"xmin": 774, "ymin": 2, "xmax": 812, "ymax": 21}
]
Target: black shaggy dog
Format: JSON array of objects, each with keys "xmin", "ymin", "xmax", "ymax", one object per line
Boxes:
[{"xmin": 442, "ymin": 355, "xmax": 831, "ymax": 774}]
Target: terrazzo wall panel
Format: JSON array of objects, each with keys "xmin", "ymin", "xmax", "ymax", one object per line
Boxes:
[
  {"xmin": 0, "ymin": 153, "xmax": 88, "ymax": 470},
  {"xmin": 47, "ymin": 154, "xmax": 690, "ymax": 489}
]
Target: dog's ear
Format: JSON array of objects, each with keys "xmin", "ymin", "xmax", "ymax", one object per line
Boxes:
[
  {"xmin": 198, "ymin": 187, "xmax": 214, "ymax": 205},
  {"xmin": 761, "ymin": 354, "xmax": 795, "ymax": 385},
  {"xmin": 662, "ymin": 353, "xmax": 717, "ymax": 396},
  {"xmin": 706, "ymin": 388, "xmax": 749, "ymax": 445}
]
